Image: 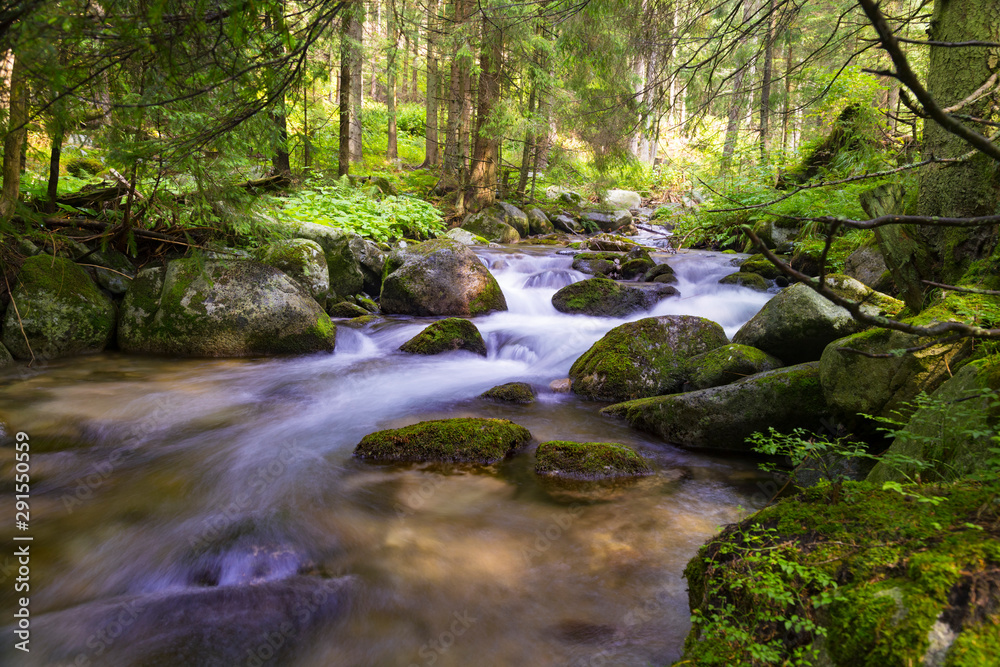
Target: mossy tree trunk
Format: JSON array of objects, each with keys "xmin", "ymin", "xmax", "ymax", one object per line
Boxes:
[{"xmin": 880, "ymin": 0, "xmax": 1000, "ymax": 307}]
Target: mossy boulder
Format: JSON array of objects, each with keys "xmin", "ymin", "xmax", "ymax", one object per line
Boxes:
[
  {"xmin": 347, "ymin": 236, "xmax": 386, "ymax": 297},
  {"xmin": 570, "ymin": 315, "xmax": 728, "ymax": 401},
  {"xmin": 1, "ymin": 255, "xmax": 116, "ymax": 360},
  {"xmin": 680, "ymin": 481, "xmax": 1000, "ymax": 666},
  {"xmin": 620, "ymin": 255, "xmax": 656, "ymax": 280},
  {"xmin": 602, "ymin": 189, "xmax": 642, "ymax": 210},
  {"xmin": 271, "ymin": 221, "xmax": 367, "ymax": 302},
  {"xmin": 479, "ymin": 381, "xmax": 535, "ymax": 403},
  {"xmin": 117, "ymin": 258, "xmax": 336, "ymax": 357},
  {"xmin": 733, "ymin": 275, "xmax": 905, "ymax": 364},
  {"xmin": 496, "ymin": 202, "xmax": 530, "ymax": 237},
  {"xmin": 328, "ymin": 301, "xmax": 370, "ymax": 318},
  {"xmin": 845, "ymin": 245, "xmax": 892, "ymax": 292},
  {"xmin": 684, "ymin": 343, "xmax": 784, "ymax": 391},
  {"xmin": 739, "ymin": 254, "xmax": 787, "ymax": 279},
  {"xmin": 572, "ymin": 251, "xmax": 623, "ymax": 277},
  {"xmin": 603, "ymin": 362, "xmax": 828, "ymax": 452},
  {"xmin": 551, "ymin": 277, "xmax": 677, "ymax": 317},
  {"xmin": 86, "ymin": 248, "xmax": 136, "ymax": 295},
  {"xmin": 585, "ymin": 233, "xmax": 641, "ymax": 252},
  {"xmin": 399, "ymin": 317, "xmax": 487, "ymax": 356},
  {"xmin": 527, "ymin": 208, "xmax": 555, "ymax": 235},
  {"xmin": 257, "ymin": 238, "xmax": 330, "ymax": 303},
  {"xmin": 820, "ymin": 293, "xmax": 979, "ymax": 420},
  {"xmin": 867, "ymin": 359, "xmax": 1000, "ymax": 485},
  {"xmin": 643, "ymin": 263, "xmax": 676, "ymax": 283},
  {"xmin": 353, "ymin": 418, "xmax": 531, "ymax": 464},
  {"xmin": 444, "ymin": 228, "xmax": 485, "ymax": 245},
  {"xmin": 553, "ymin": 214, "xmax": 583, "ymax": 234},
  {"xmin": 461, "ymin": 209, "xmax": 521, "ymax": 244},
  {"xmin": 582, "ymin": 210, "xmax": 633, "ymax": 233},
  {"xmin": 719, "ymin": 272, "xmax": 767, "ymax": 291},
  {"xmin": 380, "ymin": 239, "xmax": 508, "ymax": 316},
  {"xmin": 535, "ymin": 441, "xmax": 652, "ymax": 479},
  {"xmin": 0, "ymin": 342, "xmax": 12, "ymax": 367}
]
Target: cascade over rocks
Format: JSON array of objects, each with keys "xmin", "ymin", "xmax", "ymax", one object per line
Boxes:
[
  {"xmin": 399, "ymin": 318, "xmax": 487, "ymax": 356},
  {"xmin": 569, "ymin": 315, "xmax": 729, "ymax": 402},
  {"xmin": 603, "ymin": 362, "xmax": 828, "ymax": 452},
  {"xmin": 733, "ymin": 274, "xmax": 904, "ymax": 364},
  {"xmin": 551, "ymin": 277, "xmax": 676, "ymax": 317},
  {"xmin": 2, "ymin": 255, "xmax": 116, "ymax": 360},
  {"xmin": 380, "ymin": 239, "xmax": 507, "ymax": 316},
  {"xmin": 117, "ymin": 258, "xmax": 336, "ymax": 357}
]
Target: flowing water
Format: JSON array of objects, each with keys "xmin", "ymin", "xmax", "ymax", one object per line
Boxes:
[{"xmin": 0, "ymin": 247, "xmax": 775, "ymax": 666}]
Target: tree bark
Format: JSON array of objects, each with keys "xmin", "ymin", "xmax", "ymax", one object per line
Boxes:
[
  {"xmin": 1, "ymin": 54, "xmax": 27, "ymax": 218},
  {"xmin": 348, "ymin": 2, "xmax": 364, "ymax": 164},
  {"xmin": 467, "ymin": 19, "xmax": 502, "ymax": 212},
  {"xmin": 338, "ymin": 13, "xmax": 353, "ymax": 177},
  {"xmin": 421, "ymin": 0, "xmax": 439, "ymax": 167},
  {"xmin": 386, "ymin": 3, "xmax": 399, "ymax": 161},
  {"xmin": 759, "ymin": 0, "xmax": 776, "ymax": 162},
  {"xmin": 720, "ymin": 1, "xmax": 753, "ymax": 176}
]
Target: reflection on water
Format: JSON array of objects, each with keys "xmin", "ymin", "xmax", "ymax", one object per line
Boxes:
[{"xmin": 0, "ymin": 247, "xmax": 773, "ymax": 666}]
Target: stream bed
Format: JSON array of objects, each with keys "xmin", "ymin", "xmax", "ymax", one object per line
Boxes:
[{"xmin": 1, "ymin": 247, "xmax": 776, "ymax": 666}]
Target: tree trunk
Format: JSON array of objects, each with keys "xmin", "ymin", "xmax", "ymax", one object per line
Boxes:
[
  {"xmin": 879, "ymin": 0, "xmax": 1000, "ymax": 309},
  {"xmin": 516, "ymin": 85, "xmax": 536, "ymax": 197},
  {"xmin": 720, "ymin": 1, "xmax": 752, "ymax": 176},
  {"xmin": 386, "ymin": 5, "xmax": 399, "ymax": 161},
  {"xmin": 46, "ymin": 120, "xmax": 64, "ymax": 213},
  {"xmin": 348, "ymin": 3, "xmax": 364, "ymax": 164},
  {"xmin": 422, "ymin": 0, "xmax": 439, "ymax": 167},
  {"xmin": 442, "ymin": 0, "xmax": 471, "ymax": 183},
  {"xmin": 759, "ymin": 0, "xmax": 776, "ymax": 162},
  {"xmin": 467, "ymin": 19, "xmax": 502, "ymax": 212},
  {"xmin": 781, "ymin": 31, "xmax": 793, "ymax": 153},
  {"xmin": 338, "ymin": 14, "xmax": 353, "ymax": 177},
  {"xmin": 1, "ymin": 54, "xmax": 27, "ymax": 217}
]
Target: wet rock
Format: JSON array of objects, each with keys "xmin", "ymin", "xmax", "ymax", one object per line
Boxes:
[
  {"xmin": 570, "ymin": 315, "xmax": 728, "ymax": 401},
  {"xmin": 354, "ymin": 418, "xmax": 531, "ymax": 464},
  {"xmin": 719, "ymin": 272, "xmax": 767, "ymax": 291},
  {"xmin": 733, "ymin": 275, "xmax": 904, "ymax": 364},
  {"xmin": 445, "ymin": 227, "xmax": 485, "ymax": 245},
  {"xmin": 551, "ymin": 277, "xmax": 676, "ymax": 317},
  {"xmin": 118, "ymin": 259, "xmax": 336, "ymax": 357},
  {"xmin": 399, "ymin": 318, "xmax": 487, "ymax": 356},
  {"xmin": 328, "ymin": 301, "xmax": 370, "ymax": 318},
  {"xmin": 380, "ymin": 239, "xmax": 508, "ymax": 317},
  {"xmin": 552, "ymin": 214, "xmax": 583, "ymax": 234},
  {"xmin": 4, "ymin": 576, "xmax": 354, "ymax": 667},
  {"xmin": 585, "ymin": 233, "xmax": 640, "ymax": 252},
  {"xmin": 643, "ymin": 263, "xmax": 676, "ymax": 283},
  {"xmin": 550, "ymin": 378, "xmax": 572, "ymax": 392},
  {"xmin": 603, "ymin": 362, "xmax": 829, "ymax": 452},
  {"xmin": 461, "ymin": 208, "xmax": 521, "ymax": 244},
  {"xmin": 684, "ymin": 344, "xmax": 784, "ymax": 391},
  {"xmin": 258, "ymin": 238, "xmax": 330, "ymax": 303},
  {"xmin": 2, "ymin": 255, "xmax": 115, "ymax": 360},
  {"xmin": 527, "ymin": 208, "xmax": 555, "ymax": 235},
  {"xmin": 480, "ymin": 381, "xmax": 536, "ymax": 403},
  {"xmin": 602, "ymin": 189, "xmax": 642, "ymax": 210},
  {"xmin": 535, "ymin": 441, "xmax": 652, "ymax": 479},
  {"xmin": 572, "ymin": 251, "xmax": 625, "ymax": 277}
]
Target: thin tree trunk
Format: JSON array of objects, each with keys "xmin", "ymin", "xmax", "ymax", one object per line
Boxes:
[
  {"xmin": 720, "ymin": 1, "xmax": 752, "ymax": 176},
  {"xmin": 781, "ymin": 31, "xmax": 793, "ymax": 152},
  {"xmin": 339, "ymin": 13, "xmax": 353, "ymax": 176},
  {"xmin": 1, "ymin": 54, "xmax": 27, "ymax": 217},
  {"xmin": 759, "ymin": 0, "xmax": 776, "ymax": 162},
  {"xmin": 46, "ymin": 120, "xmax": 64, "ymax": 213},
  {"xmin": 348, "ymin": 2, "xmax": 364, "ymax": 163},
  {"xmin": 516, "ymin": 85, "xmax": 536, "ymax": 196},
  {"xmin": 386, "ymin": 4, "xmax": 399, "ymax": 161},
  {"xmin": 422, "ymin": 0, "xmax": 440, "ymax": 167}
]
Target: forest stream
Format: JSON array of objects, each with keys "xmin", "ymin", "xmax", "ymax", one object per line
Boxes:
[{"xmin": 0, "ymin": 245, "xmax": 776, "ymax": 666}]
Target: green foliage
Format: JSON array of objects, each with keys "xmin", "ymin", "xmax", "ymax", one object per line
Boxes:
[
  {"xmin": 275, "ymin": 175, "xmax": 445, "ymax": 243},
  {"xmin": 64, "ymin": 157, "xmax": 104, "ymax": 178}
]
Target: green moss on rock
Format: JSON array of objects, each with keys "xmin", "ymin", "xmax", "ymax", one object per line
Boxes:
[
  {"xmin": 551, "ymin": 277, "xmax": 675, "ymax": 317},
  {"xmin": 353, "ymin": 418, "xmax": 531, "ymax": 464},
  {"xmin": 719, "ymin": 272, "xmax": 768, "ymax": 291},
  {"xmin": 257, "ymin": 238, "xmax": 330, "ymax": 303},
  {"xmin": 1, "ymin": 255, "xmax": 116, "ymax": 360},
  {"xmin": 685, "ymin": 343, "xmax": 785, "ymax": 390},
  {"xmin": 328, "ymin": 301, "xmax": 370, "ymax": 318},
  {"xmin": 572, "ymin": 251, "xmax": 624, "ymax": 276},
  {"xmin": 461, "ymin": 209, "xmax": 521, "ymax": 244},
  {"xmin": 570, "ymin": 315, "xmax": 728, "ymax": 401},
  {"xmin": 739, "ymin": 254, "xmax": 788, "ymax": 279},
  {"xmin": 643, "ymin": 263, "xmax": 676, "ymax": 283},
  {"xmin": 479, "ymin": 381, "xmax": 535, "ymax": 403},
  {"xmin": 535, "ymin": 441, "xmax": 652, "ymax": 479},
  {"xmin": 399, "ymin": 318, "xmax": 487, "ymax": 356}
]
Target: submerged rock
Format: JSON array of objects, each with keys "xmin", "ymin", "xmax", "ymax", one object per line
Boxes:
[
  {"xmin": 2, "ymin": 255, "xmax": 115, "ymax": 360},
  {"xmin": 684, "ymin": 343, "xmax": 784, "ymax": 391},
  {"xmin": 258, "ymin": 238, "xmax": 330, "ymax": 303},
  {"xmin": 2, "ymin": 576, "xmax": 354, "ymax": 667},
  {"xmin": 117, "ymin": 258, "xmax": 336, "ymax": 357},
  {"xmin": 354, "ymin": 418, "xmax": 531, "ymax": 464},
  {"xmin": 535, "ymin": 440, "xmax": 652, "ymax": 479},
  {"xmin": 570, "ymin": 315, "xmax": 728, "ymax": 402},
  {"xmin": 399, "ymin": 318, "xmax": 487, "ymax": 356},
  {"xmin": 733, "ymin": 275, "xmax": 904, "ymax": 364},
  {"xmin": 551, "ymin": 277, "xmax": 676, "ymax": 317},
  {"xmin": 603, "ymin": 362, "xmax": 828, "ymax": 452},
  {"xmin": 380, "ymin": 239, "xmax": 507, "ymax": 317},
  {"xmin": 479, "ymin": 381, "xmax": 536, "ymax": 403}
]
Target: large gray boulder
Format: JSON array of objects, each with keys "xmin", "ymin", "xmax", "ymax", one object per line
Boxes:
[
  {"xmin": 602, "ymin": 362, "xmax": 829, "ymax": 452},
  {"xmin": 496, "ymin": 201, "xmax": 530, "ymax": 237},
  {"xmin": 602, "ymin": 189, "xmax": 642, "ymax": 210},
  {"xmin": 257, "ymin": 238, "xmax": 330, "ymax": 303},
  {"xmin": 844, "ymin": 245, "xmax": 892, "ymax": 292},
  {"xmin": 348, "ymin": 235, "xmax": 386, "ymax": 297},
  {"xmin": 733, "ymin": 274, "xmax": 903, "ymax": 364},
  {"xmin": 1, "ymin": 255, "xmax": 115, "ymax": 360},
  {"xmin": 118, "ymin": 258, "xmax": 337, "ymax": 357},
  {"xmin": 551, "ymin": 277, "xmax": 676, "ymax": 317},
  {"xmin": 569, "ymin": 315, "xmax": 728, "ymax": 402},
  {"xmin": 272, "ymin": 220, "xmax": 367, "ymax": 302},
  {"xmin": 527, "ymin": 208, "xmax": 555, "ymax": 235},
  {"xmin": 461, "ymin": 208, "xmax": 520, "ymax": 244},
  {"xmin": 380, "ymin": 239, "xmax": 507, "ymax": 316},
  {"xmin": 582, "ymin": 210, "xmax": 633, "ymax": 233},
  {"xmin": 552, "ymin": 214, "xmax": 583, "ymax": 234}
]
